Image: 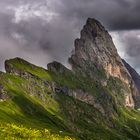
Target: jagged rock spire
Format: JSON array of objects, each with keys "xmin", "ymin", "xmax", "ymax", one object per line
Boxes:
[
  {"xmin": 69, "ymin": 18, "xmax": 130, "ymax": 83},
  {"xmin": 69, "ymin": 18, "xmax": 140, "ymax": 108}
]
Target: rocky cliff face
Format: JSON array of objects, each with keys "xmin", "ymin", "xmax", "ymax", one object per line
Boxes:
[
  {"xmin": 122, "ymin": 59, "xmax": 140, "ymax": 107},
  {"xmin": 69, "ymin": 18, "xmax": 140, "ymax": 108},
  {"xmin": 69, "ymin": 18, "xmax": 129, "ymax": 82}
]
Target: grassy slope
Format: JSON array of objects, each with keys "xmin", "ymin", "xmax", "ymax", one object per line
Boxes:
[
  {"xmin": 1, "ymin": 58, "xmax": 140, "ymax": 140},
  {"xmin": 0, "ymin": 73, "xmax": 76, "ymax": 139}
]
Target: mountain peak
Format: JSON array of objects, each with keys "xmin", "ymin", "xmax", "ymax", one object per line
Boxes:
[
  {"xmin": 81, "ymin": 18, "xmax": 107, "ymax": 40},
  {"xmin": 69, "ymin": 18, "xmax": 140, "ymax": 108},
  {"xmin": 69, "ymin": 18, "xmax": 129, "ymax": 82}
]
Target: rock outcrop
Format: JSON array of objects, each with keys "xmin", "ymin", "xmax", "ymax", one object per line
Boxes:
[
  {"xmin": 69, "ymin": 18, "xmax": 140, "ymax": 108},
  {"xmin": 47, "ymin": 61, "xmax": 71, "ymax": 74},
  {"xmin": 69, "ymin": 18, "xmax": 130, "ymax": 82},
  {"xmin": 0, "ymin": 84, "xmax": 9, "ymax": 101}
]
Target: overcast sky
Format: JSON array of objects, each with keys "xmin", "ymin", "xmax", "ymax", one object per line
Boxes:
[{"xmin": 0, "ymin": 0, "xmax": 140, "ymax": 73}]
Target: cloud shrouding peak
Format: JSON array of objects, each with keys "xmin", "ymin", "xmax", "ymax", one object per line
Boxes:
[{"xmin": 0, "ymin": 0, "xmax": 140, "ymax": 73}]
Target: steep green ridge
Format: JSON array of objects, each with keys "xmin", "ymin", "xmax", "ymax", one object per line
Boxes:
[
  {"xmin": 0, "ymin": 57, "xmax": 139, "ymax": 139},
  {"xmin": 0, "ymin": 72, "xmax": 75, "ymax": 139}
]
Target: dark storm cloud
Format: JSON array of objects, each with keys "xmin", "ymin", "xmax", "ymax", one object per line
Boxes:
[
  {"xmin": 55, "ymin": 0, "xmax": 140, "ymax": 30},
  {"xmin": 0, "ymin": 0, "xmax": 140, "ymax": 72},
  {"xmin": 0, "ymin": 5, "xmax": 53, "ymax": 70}
]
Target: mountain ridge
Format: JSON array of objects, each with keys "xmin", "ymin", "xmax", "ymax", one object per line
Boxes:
[{"xmin": 0, "ymin": 18, "xmax": 140, "ymax": 139}]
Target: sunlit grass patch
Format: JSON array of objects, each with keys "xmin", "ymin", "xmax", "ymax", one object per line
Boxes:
[{"xmin": 0, "ymin": 123, "xmax": 76, "ymax": 140}]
